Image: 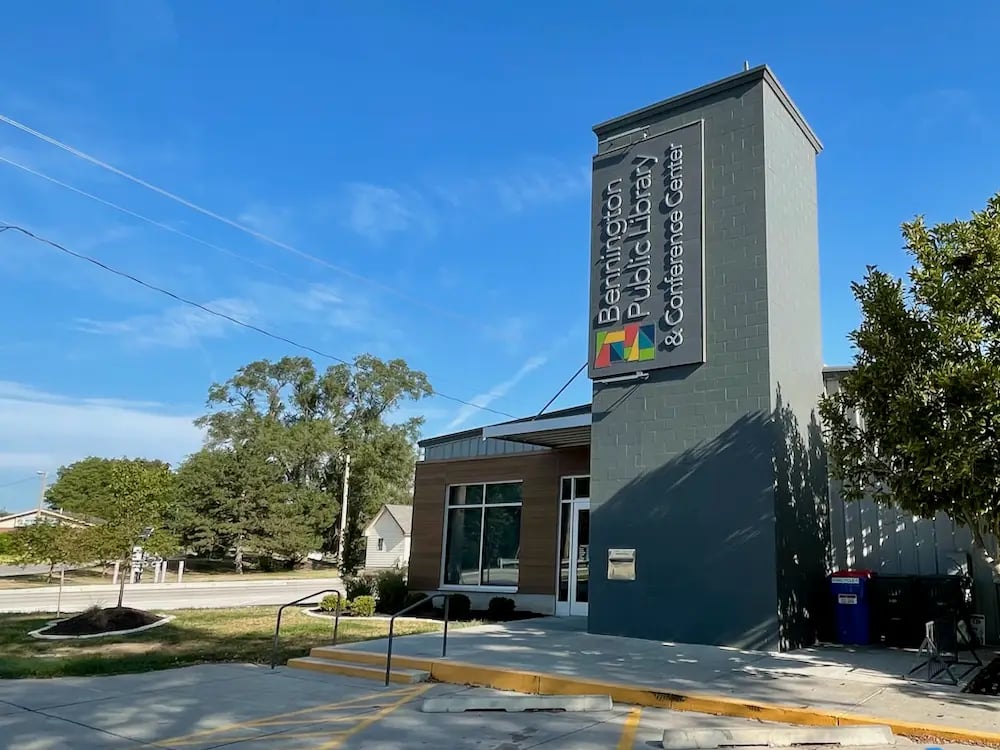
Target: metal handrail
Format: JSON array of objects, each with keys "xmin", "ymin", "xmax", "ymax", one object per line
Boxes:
[
  {"xmin": 271, "ymin": 588, "xmax": 343, "ymax": 669},
  {"xmin": 385, "ymin": 593, "xmax": 453, "ymax": 686}
]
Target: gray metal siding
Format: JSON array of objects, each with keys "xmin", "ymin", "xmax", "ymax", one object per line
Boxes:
[{"xmin": 422, "ymin": 437, "xmax": 546, "ymax": 462}]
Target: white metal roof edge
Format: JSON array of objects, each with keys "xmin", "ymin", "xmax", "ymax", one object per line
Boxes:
[{"xmin": 481, "ymin": 412, "xmax": 592, "ymax": 441}]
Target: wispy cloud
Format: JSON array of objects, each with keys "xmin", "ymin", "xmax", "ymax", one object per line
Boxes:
[
  {"xmin": 445, "ymin": 355, "xmax": 547, "ymax": 431},
  {"xmin": 340, "ymin": 158, "xmax": 589, "ymax": 244},
  {"xmin": 0, "ymin": 381, "xmax": 202, "ymax": 485},
  {"xmin": 343, "ymin": 183, "xmax": 435, "ymax": 245},
  {"xmin": 238, "ymin": 202, "xmax": 295, "ymax": 238},
  {"xmin": 72, "ymin": 280, "xmax": 379, "ymax": 350},
  {"xmin": 485, "ymin": 316, "xmax": 533, "ymax": 354},
  {"xmin": 75, "ymin": 297, "xmax": 258, "ymax": 348},
  {"xmin": 491, "ymin": 162, "xmax": 590, "ymax": 213}
]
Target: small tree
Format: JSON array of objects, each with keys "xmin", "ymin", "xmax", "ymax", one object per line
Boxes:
[
  {"xmin": 92, "ymin": 461, "xmax": 177, "ymax": 607},
  {"xmin": 10, "ymin": 523, "xmax": 93, "ymax": 581},
  {"xmin": 820, "ymin": 193, "xmax": 1000, "ymax": 570}
]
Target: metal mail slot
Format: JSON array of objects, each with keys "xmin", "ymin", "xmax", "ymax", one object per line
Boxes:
[{"xmin": 607, "ymin": 548, "xmax": 636, "ymax": 581}]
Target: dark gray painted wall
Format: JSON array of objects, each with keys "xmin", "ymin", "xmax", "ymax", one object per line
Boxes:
[
  {"xmin": 761, "ymin": 85, "xmax": 828, "ymax": 649},
  {"xmin": 589, "ymin": 79, "xmax": 783, "ymax": 649}
]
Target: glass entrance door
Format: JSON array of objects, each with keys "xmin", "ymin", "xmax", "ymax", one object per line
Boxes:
[{"xmin": 557, "ymin": 476, "xmax": 590, "ymax": 617}]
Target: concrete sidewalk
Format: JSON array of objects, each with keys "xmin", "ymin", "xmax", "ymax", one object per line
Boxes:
[{"xmin": 312, "ymin": 617, "xmax": 1000, "ymax": 744}]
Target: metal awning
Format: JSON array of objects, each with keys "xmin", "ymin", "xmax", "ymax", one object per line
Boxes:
[{"xmin": 481, "ymin": 411, "xmax": 591, "ymax": 449}]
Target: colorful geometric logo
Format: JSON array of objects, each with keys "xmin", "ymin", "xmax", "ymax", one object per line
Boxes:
[{"xmin": 594, "ymin": 323, "xmax": 655, "ymax": 368}]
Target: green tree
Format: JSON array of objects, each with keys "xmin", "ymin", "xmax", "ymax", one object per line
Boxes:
[
  {"xmin": 10, "ymin": 523, "xmax": 94, "ymax": 581},
  {"xmin": 45, "ymin": 457, "xmax": 170, "ymax": 520},
  {"xmin": 85, "ymin": 460, "xmax": 177, "ymax": 607},
  {"xmin": 820, "ymin": 193, "xmax": 1000, "ymax": 569},
  {"xmin": 174, "ymin": 354, "xmax": 430, "ymax": 572}
]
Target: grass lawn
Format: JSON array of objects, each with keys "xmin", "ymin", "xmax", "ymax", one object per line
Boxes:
[
  {"xmin": 0, "ymin": 606, "xmax": 463, "ymax": 679},
  {"xmin": 0, "ymin": 563, "xmax": 341, "ymax": 590}
]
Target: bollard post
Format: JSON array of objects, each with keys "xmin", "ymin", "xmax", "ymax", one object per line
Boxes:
[{"xmin": 177, "ymin": 560, "xmax": 185, "ymax": 583}]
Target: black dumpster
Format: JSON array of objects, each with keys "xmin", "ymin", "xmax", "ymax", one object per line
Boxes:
[{"xmin": 870, "ymin": 575, "xmax": 921, "ymax": 647}]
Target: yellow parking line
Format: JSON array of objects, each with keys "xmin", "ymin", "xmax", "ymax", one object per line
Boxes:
[
  {"xmin": 317, "ymin": 684, "xmax": 432, "ymax": 749},
  {"xmin": 617, "ymin": 707, "xmax": 642, "ymax": 750},
  {"xmin": 157, "ymin": 685, "xmax": 418, "ymax": 746}
]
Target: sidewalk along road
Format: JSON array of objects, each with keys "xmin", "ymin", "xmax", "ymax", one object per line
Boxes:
[
  {"xmin": 0, "ymin": 577, "xmax": 343, "ymax": 613},
  {"xmin": 1, "ymin": 663, "xmax": 987, "ymax": 750},
  {"xmin": 0, "ymin": 564, "xmax": 86, "ymax": 577}
]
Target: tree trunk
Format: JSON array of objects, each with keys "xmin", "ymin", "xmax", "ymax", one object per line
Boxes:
[
  {"xmin": 46, "ymin": 562, "xmax": 55, "ymax": 583},
  {"xmin": 117, "ymin": 557, "xmax": 128, "ymax": 608},
  {"xmin": 235, "ymin": 541, "xmax": 244, "ymax": 574}
]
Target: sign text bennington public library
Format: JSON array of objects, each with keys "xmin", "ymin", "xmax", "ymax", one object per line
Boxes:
[{"xmin": 588, "ymin": 121, "xmax": 706, "ymax": 379}]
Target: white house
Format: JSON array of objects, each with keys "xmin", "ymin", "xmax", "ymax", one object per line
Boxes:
[
  {"xmin": 0, "ymin": 509, "xmax": 97, "ymax": 533},
  {"xmin": 363, "ymin": 504, "xmax": 412, "ymax": 571}
]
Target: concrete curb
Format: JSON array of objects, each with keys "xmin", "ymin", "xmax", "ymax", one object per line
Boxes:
[
  {"xmin": 660, "ymin": 726, "xmax": 895, "ymax": 748},
  {"xmin": 318, "ymin": 648, "xmax": 1000, "ymax": 746},
  {"xmin": 421, "ymin": 694, "xmax": 613, "ymax": 713},
  {"xmin": 29, "ymin": 614, "xmax": 175, "ymax": 640}
]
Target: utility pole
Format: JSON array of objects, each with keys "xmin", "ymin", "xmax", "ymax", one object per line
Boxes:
[
  {"xmin": 337, "ymin": 454, "xmax": 351, "ymax": 566},
  {"xmin": 36, "ymin": 470, "xmax": 47, "ymax": 515}
]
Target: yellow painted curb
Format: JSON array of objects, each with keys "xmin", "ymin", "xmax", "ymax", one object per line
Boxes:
[
  {"xmin": 307, "ymin": 648, "xmax": 1000, "ymax": 745},
  {"xmin": 286, "ymin": 657, "xmax": 425, "ymax": 684}
]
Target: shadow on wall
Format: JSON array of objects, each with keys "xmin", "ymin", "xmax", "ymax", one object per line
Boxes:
[
  {"xmin": 592, "ymin": 402, "xmax": 776, "ymax": 649},
  {"xmin": 772, "ymin": 386, "xmax": 831, "ymax": 651},
  {"xmin": 591, "ymin": 383, "xmax": 830, "ymax": 651}
]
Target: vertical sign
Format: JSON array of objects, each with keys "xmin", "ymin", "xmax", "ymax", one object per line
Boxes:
[{"xmin": 588, "ymin": 121, "xmax": 705, "ymax": 380}]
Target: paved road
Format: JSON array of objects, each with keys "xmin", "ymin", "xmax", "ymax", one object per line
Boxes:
[
  {"xmin": 3, "ymin": 663, "xmax": 981, "ymax": 749},
  {"xmin": 0, "ymin": 577, "xmax": 343, "ymax": 613}
]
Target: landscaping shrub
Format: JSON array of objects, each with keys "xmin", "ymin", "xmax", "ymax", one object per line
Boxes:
[
  {"xmin": 447, "ymin": 593, "xmax": 472, "ymax": 620},
  {"xmin": 319, "ymin": 594, "xmax": 342, "ymax": 612},
  {"xmin": 350, "ymin": 595, "xmax": 376, "ymax": 617},
  {"xmin": 375, "ymin": 569, "xmax": 408, "ymax": 614},
  {"xmin": 402, "ymin": 591, "xmax": 430, "ymax": 614},
  {"xmin": 487, "ymin": 597, "xmax": 516, "ymax": 620},
  {"xmin": 345, "ymin": 573, "xmax": 377, "ymax": 600}
]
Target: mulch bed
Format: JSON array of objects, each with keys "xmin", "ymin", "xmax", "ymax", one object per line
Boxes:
[
  {"xmin": 43, "ymin": 607, "xmax": 164, "ymax": 636},
  {"xmin": 962, "ymin": 654, "xmax": 1000, "ymax": 695}
]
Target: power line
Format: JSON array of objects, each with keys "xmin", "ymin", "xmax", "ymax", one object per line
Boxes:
[
  {"xmin": 0, "ymin": 475, "xmax": 37, "ymax": 489},
  {"xmin": 0, "ymin": 154, "xmax": 303, "ymax": 286},
  {"xmin": 0, "ymin": 224, "xmax": 516, "ymax": 420},
  {"xmin": 534, "ymin": 363, "xmax": 586, "ymax": 418},
  {"xmin": 0, "ymin": 112, "xmax": 472, "ymax": 324}
]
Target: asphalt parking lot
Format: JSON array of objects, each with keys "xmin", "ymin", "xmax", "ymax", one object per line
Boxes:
[{"xmin": 0, "ymin": 663, "xmax": 988, "ymax": 749}]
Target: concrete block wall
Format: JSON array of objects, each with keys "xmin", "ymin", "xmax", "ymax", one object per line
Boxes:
[
  {"xmin": 761, "ymin": 84, "xmax": 827, "ymax": 649},
  {"xmin": 589, "ymin": 68, "xmax": 822, "ymax": 651},
  {"xmin": 590, "ymin": 75, "xmax": 779, "ymax": 649}
]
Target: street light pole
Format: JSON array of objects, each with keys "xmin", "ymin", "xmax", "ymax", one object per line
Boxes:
[
  {"xmin": 336, "ymin": 454, "xmax": 351, "ymax": 567},
  {"xmin": 35, "ymin": 470, "xmax": 47, "ymax": 515}
]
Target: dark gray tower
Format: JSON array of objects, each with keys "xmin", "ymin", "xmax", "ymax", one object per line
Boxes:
[{"xmin": 587, "ymin": 65, "xmax": 827, "ymax": 651}]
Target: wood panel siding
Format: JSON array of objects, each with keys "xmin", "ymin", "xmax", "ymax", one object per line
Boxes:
[{"xmin": 409, "ymin": 447, "xmax": 589, "ymax": 595}]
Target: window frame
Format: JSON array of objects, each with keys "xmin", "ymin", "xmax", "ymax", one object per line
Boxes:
[
  {"xmin": 439, "ymin": 480, "xmax": 522, "ymax": 592},
  {"xmin": 377, "ymin": 537, "xmax": 385, "ymax": 552}
]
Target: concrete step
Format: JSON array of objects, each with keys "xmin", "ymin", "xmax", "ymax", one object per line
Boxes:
[
  {"xmin": 286, "ymin": 656, "xmax": 430, "ymax": 684},
  {"xmin": 309, "ymin": 646, "xmax": 387, "ymax": 665}
]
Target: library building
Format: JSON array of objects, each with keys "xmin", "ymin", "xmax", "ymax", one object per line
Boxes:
[{"xmin": 404, "ymin": 66, "xmax": 986, "ymax": 651}]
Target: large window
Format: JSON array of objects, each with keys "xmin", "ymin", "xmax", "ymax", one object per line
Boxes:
[{"xmin": 443, "ymin": 481, "xmax": 522, "ymax": 588}]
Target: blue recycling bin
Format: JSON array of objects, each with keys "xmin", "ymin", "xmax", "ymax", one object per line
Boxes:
[{"xmin": 831, "ymin": 570, "xmax": 873, "ymax": 645}]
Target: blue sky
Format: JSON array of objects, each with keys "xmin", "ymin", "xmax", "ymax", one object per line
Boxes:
[{"xmin": 0, "ymin": 1, "xmax": 997, "ymax": 511}]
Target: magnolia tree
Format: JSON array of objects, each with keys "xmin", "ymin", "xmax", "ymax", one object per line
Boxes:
[{"xmin": 820, "ymin": 193, "xmax": 1000, "ymax": 570}]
